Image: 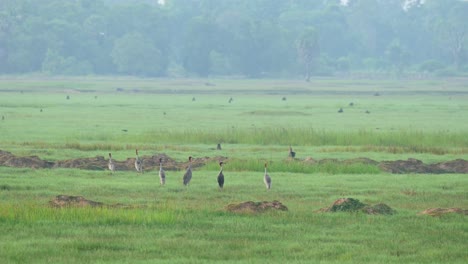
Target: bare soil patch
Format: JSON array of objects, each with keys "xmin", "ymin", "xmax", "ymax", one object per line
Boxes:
[
  {"xmin": 49, "ymin": 195, "xmax": 103, "ymax": 208},
  {"xmin": 419, "ymin": 208, "xmax": 468, "ymax": 216},
  {"xmin": 379, "ymin": 158, "xmax": 468, "ymax": 173},
  {"xmin": 318, "ymin": 198, "xmax": 396, "ymax": 215},
  {"xmin": 227, "ymin": 200, "xmax": 288, "ymax": 214}
]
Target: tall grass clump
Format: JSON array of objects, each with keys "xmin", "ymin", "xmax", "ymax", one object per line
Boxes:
[
  {"xmin": 0, "ymin": 203, "xmax": 177, "ymax": 226},
  {"xmin": 142, "ymin": 128, "xmax": 468, "ymax": 148}
]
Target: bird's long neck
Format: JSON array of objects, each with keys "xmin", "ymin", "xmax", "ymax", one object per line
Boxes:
[
  {"xmin": 265, "ymin": 167, "xmax": 267, "ymax": 174},
  {"xmin": 220, "ymin": 165, "xmax": 223, "ymax": 173},
  {"xmin": 159, "ymin": 162, "xmax": 162, "ymax": 170}
]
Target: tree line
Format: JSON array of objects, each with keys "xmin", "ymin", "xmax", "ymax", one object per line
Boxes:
[{"xmin": 0, "ymin": 0, "xmax": 466, "ymax": 78}]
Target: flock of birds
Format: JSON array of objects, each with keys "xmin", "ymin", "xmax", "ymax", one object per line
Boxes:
[{"xmin": 106, "ymin": 148, "xmax": 282, "ymax": 190}]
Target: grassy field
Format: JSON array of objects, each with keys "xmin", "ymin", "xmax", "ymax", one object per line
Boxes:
[{"xmin": 0, "ymin": 77, "xmax": 467, "ymax": 263}]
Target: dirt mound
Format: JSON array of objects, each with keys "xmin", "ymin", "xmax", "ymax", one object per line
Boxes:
[
  {"xmin": 0, "ymin": 149, "xmax": 227, "ymax": 171},
  {"xmin": 54, "ymin": 156, "xmax": 108, "ymax": 170},
  {"xmin": 319, "ymin": 198, "xmax": 396, "ymax": 215},
  {"xmin": 227, "ymin": 200, "xmax": 288, "ymax": 213},
  {"xmin": 344, "ymin": 157, "xmax": 379, "ymax": 165},
  {"xmin": 0, "ymin": 149, "xmax": 466, "ymax": 174},
  {"xmin": 362, "ymin": 203, "xmax": 396, "ymax": 215},
  {"xmin": 419, "ymin": 208, "xmax": 468, "ymax": 216},
  {"xmin": 49, "ymin": 195, "xmax": 103, "ymax": 208},
  {"xmin": 433, "ymin": 159, "xmax": 468, "ymax": 173},
  {"xmin": 379, "ymin": 158, "xmax": 468, "ymax": 174},
  {"xmin": 0, "ymin": 150, "xmax": 53, "ymax": 169}
]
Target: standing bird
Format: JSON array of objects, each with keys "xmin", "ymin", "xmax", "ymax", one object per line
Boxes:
[
  {"xmin": 217, "ymin": 161, "xmax": 225, "ymax": 190},
  {"xmin": 288, "ymin": 145, "xmax": 296, "ymax": 158},
  {"xmin": 183, "ymin": 156, "xmax": 193, "ymax": 186},
  {"xmin": 108, "ymin": 153, "xmax": 115, "ymax": 174},
  {"xmin": 264, "ymin": 162, "xmax": 272, "ymax": 190},
  {"xmin": 135, "ymin": 149, "xmax": 143, "ymax": 173},
  {"xmin": 159, "ymin": 158, "xmax": 166, "ymax": 185}
]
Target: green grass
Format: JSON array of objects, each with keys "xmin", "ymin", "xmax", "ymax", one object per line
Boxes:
[{"xmin": 0, "ymin": 77, "xmax": 467, "ymax": 263}]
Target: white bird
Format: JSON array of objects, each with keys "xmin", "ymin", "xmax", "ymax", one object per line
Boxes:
[
  {"xmin": 108, "ymin": 153, "xmax": 115, "ymax": 174},
  {"xmin": 159, "ymin": 157, "xmax": 166, "ymax": 185},
  {"xmin": 183, "ymin": 156, "xmax": 192, "ymax": 186},
  {"xmin": 217, "ymin": 161, "xmax": 225, "ymax": 190},
  {"xmin": 135, "ymin": 149, "xmax": 143, "ymax": 173},
  {"xmin": 264, "ymin": 162, "xmax": 272, "ymax": 190}
]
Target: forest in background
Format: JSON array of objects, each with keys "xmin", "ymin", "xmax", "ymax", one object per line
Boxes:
[{"xmin": 0, "ymin": 0, "xmax": 467, "ymax": 78}]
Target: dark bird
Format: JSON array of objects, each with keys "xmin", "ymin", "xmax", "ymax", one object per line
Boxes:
[
  {"xmin": 192, "ymin": 97, "xmax": 196, "ymax": 102},
  {"xmin": 349, "ymin": 102, "xmax": 354, "ymax": 106},
  {"xmin": 1, "ymin": 115, "xmax": 4, "ymax": 120},
  {"xmin": 282, "ymin": 96, "xmax": 287, "ymax": 101},
  {"xmin": 183, "ymin": 156, "xmax": 193, "ymax": 186},
  {"xmin": 217, "ymin": 143, "xmax": 222, "ymax": 150},
  {"xmin": 66, "ymin": 95, "xmax": 70, "ymax": 100},
  {"xmin": 159, "ymin": 158, "xmax": 166, "ymax": 185},
  {"xmin": 108, "ymin": 153, "xmax": 115, "ymax": 174},
  {"xmin": 135, "ymin": 149, "xmax": 143, "ymax": 173},
  {"xmin": 40, "ymin": 109, "xmax": 43, "ymax": 112},
  {"xmin": 338, "ymin": 108, "xmax": 343, "ymax": 113},
  {"xmin": 288, "ymin": 145, "xmax": 296, "ymax": 158},
  {"xmin": 264, "ymin": 162, "xmax": 272, "ymax": 190},
  {"xmin": 365, "ymin": 110, "xmax": 370, "ymax": 114},
  {"xmin": 217, "ymin": 161, "xmax": 225, "ymax": 190},
  {"xmin": 228, "ymin": 97, "xmax": 233, "ymax": 103}
]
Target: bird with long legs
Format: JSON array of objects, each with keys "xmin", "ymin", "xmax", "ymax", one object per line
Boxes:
[
  {"xmin": 264, "ymin": 162, "xmax": 272, "ymax": 190},
  {"xmin": 217, "ymin": 161, "xmax": 225, "ymax": 190},
  {"xmin": 135, "ymin": 149, "xmax": 143, "ymax": 173},
  {"xmin": 183, "ymin": 156, "xmax": 193, "ymax": 186},
  {"xmin": 159, "ymin": 157, "xmax": 166, "ymax": 185},
  {"xmin": 108, "ymin": 153, "xmax": 115, "ymax": 174},
  {"xmin": 288, "ymin": 145, "xmax": 296, "ymax": 158}
]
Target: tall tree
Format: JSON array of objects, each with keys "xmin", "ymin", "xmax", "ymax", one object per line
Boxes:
[{"xmin": 297, "ymin": 27, "xmax": 320, "ymax": 81}]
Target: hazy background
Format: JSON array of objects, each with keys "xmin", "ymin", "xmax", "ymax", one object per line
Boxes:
[{"xmin": 0, "ymin": 0, "xmax": 467, "ymax": 78}]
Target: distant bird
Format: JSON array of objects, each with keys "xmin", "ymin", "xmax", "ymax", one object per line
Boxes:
[
  {"xmin": 66, "ymin": 95, "xmax": 70, "ymax": 100},
  {"xmin": 288, "ymin": 145, "xmax": 296, "ymax": 158},
  {"xmin": 1, "ymin": 115, "xmax": 4, "ymax": 120},
  {"xmin": 94, "ymin": 96, "xmax": 98, "ymax": 99},
  {"xmin": 282, "ymin": 96, "xmax": 287, "ymax": 101},
  {"xmin": 374, "ymin": 92, "xmax": 380, "ymax": 96},
  {"xmin": 349, "ymin": 102, "xmax": 354, "ymax": 106},
  {"xmin": 159, "ymin": 158, "xmax": 166, "ymax": 185},
  {"xmin": 163, "ymin": 112, "xmax": 166, "ymax": 116},
  {"xmin": 192, "ymin": 97, "xmax": 196, "ymax": 102},
  {"xmin": 217, "ymin": 143, "xmax": 222, "ymax": 150},
  {"xmin": 183, "ymin": 156, "xmax": 193, "ymax": 186},
  {"xmin": 338, "ymin": 108, "xmax": 343, "ymax": 113},
  {"xmin": 217, "ymin": 161, "xmax": 225, "ymax": 190},
  {"xmin": 108, "ymin": 153, "xmax": 115, "ymax": 174},
  {"xmin": 40, "ymin": 109, "xmax": 43, "ymax": 112},
  {"xmin": 228, "ymin": 97, "xmax": 233, "ymax": 103},
  {"xmin": 365, "ymin": 110, "xmax": 370, "ymax": 114},
  {"xmin": 264, "ymin": 163, "xmax": 272, "ymax": 190},
  {"xmin": 135, "ymin": 149, "xmax": 143, "ymax": 173}
]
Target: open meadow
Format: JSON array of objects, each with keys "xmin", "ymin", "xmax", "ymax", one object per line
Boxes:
[{"xmin": 0, "ymin": 77, "xmax": 467, "ymax": 263}]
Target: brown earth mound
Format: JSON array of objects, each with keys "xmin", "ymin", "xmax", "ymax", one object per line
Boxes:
[
  {"xmin": 227, "ymin": 200, "xmax": 288, "ymax": 213},
  {"xmin": 49, "ymin": 195, "xmax": 103, "ymax": 208},
  {"xmin": 419, "ymin": 208, "xmax": 468, "ymax": 216},
  {"xmin": 318, "ymin": 198, "xmax": 396, "ymax": 215},
  {"xmin": 0, "ymin": 149, "xmax": 226, "ymax": 171},
  {"xmin": 0, "ymin": 149, "xmax": 466, "ymax": 174},
  {"xmin": 0, "ymin": 150, "xmax": 54, "ymax": 169},
  {"xmin": 379, "ymin": 158, "xmax": 468, "ymax": 174}
]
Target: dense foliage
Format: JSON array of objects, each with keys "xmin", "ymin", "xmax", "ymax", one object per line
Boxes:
[{"xmin": 0, "ymin": 0, "xmax": 467, "ymax": 77}]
